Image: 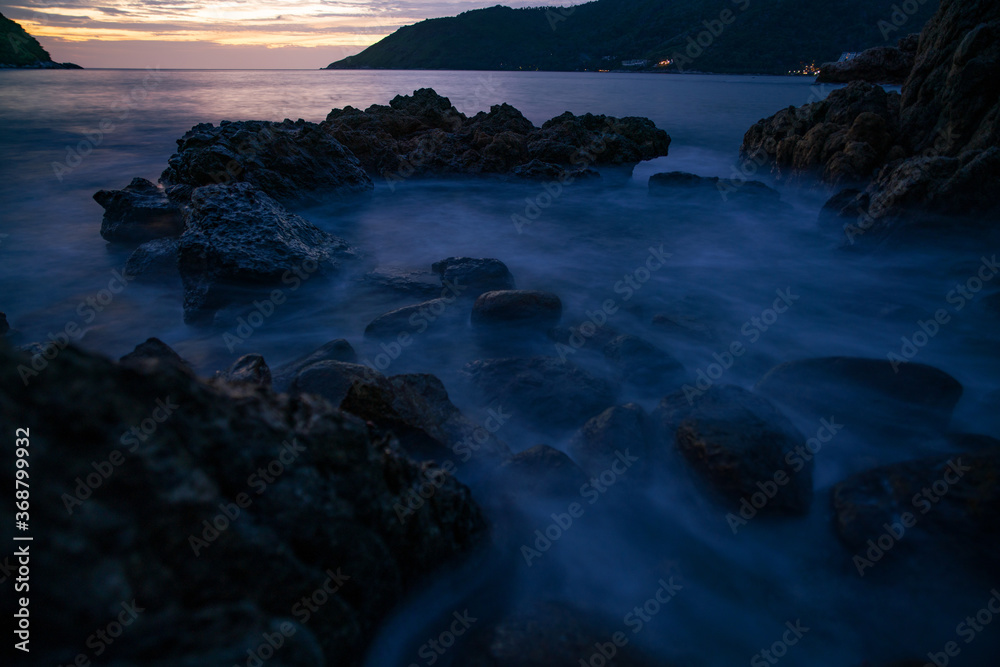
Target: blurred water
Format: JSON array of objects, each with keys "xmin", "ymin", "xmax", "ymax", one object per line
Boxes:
[{"xmin": 1, "ymin": 69, "xmax": 998, "ymax": 666}]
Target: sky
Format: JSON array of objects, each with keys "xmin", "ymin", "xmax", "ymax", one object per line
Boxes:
[{"xmin": 1, "ymin": 0, "xmax": 588, "ymax": 68}]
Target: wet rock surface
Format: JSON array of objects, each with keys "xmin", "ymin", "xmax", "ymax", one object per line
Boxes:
[
  {"xmin": 471, "ymin": 290, "xmax": 563, "ymax": 332},
  {"xmin": 817, "ymin": 35, "xmax": 919, "ymax": 84},
  {"xmin": 569, "ymin": 403, "xmax": 651, "ymax": 477},
  {"xmin": 271, "ymin": 339, "xmax": 358, "ymax": 391},
  {"xmin": 124, "ymin": 237, "xmax": 180, "ymax": 281},
  {"xmin": 431, "ymin": 257, "xmax": 516, "ymax": 297},
  {"xmin": 655, "ymin": 385, "xmax": 813, "ymax": 513},
  {"xmin": 94, "ymin": 177, "xmax": 185, "ymax": 244},
  {"xmin": 0, "ymin": 340, "xmax": 486, "ymax": 666}
]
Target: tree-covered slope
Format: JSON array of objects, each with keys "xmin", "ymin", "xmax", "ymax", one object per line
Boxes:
[
  {"xmin": 326, "ymin": 0, "xmax": 939, "ymax": 74},
  {"xmin": 1, "ymin": 11, "xmax": 81, "ymax": 68}
]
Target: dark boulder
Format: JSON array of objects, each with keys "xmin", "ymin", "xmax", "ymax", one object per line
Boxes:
[
  {"xmin": 93, "ymin": 177, "xmax": 185, "ymax": 244},
  {"xmin": 832, "ymin": 451, "xmax": 1000, "ymax": 571},
  {"xmin": 471, "ymin": 290, "xmax": 562, "ymax": 331},
  {"xmin": 160, "ymin": 119, "xmax": 372, "ymax": 203},
  {"xmin": 119, "ymin": 336, "xmax": 195, "ymax": 377},
  {"xmin": 271, "ymin": 339, "xmax": 358, "ymax": 391},
  {"xmin": 569, "ymin": 404, "xmax": 650, "ymax": 477},
  {"xmin": 495, "ymin": 445, "xmax": 589, "ymax": 498},
  {"xmin": 461, "ymin": 357, "xmax": 617, "ymax": 432},
  {"xmin": 531, "ymin": 112, "xmax": 670, "ymax": 165},
  {"xmin": 176, "ymin": 183, "xmax": 360, "ymax": 322},
  {"xmin": 362, "ymin": 267, "xmax": 443, "ymax": 299},
  {"xmin": 0, "ymin": 340, "xmax": 485, "ymax": 666},
  {"xmin": 124, "ymin": 237, "xmax": 180, "ymax": 281},
  {"xmin": 364, "ymin": 296, "xmax": 467, "ymax": 339},
  {"xmin": 289, "ymin": 360, "xmax": 381, "ymax": 407},
  {"xmin": 215, "ymin": 353, "xmax": 271, "ymax": 388},
  {"xmin": 431, "ymin": 257, "xmax": 516, "ymax": 297},
  {"xmin": 816, "ymin": 36, "xmax": 919, "ymax": 84},
  {"xmin": 755, "ymin": 357, "xmax": 963, "ymax": 441},
  {"xmin": 655, "ymin": 385, "xmax": 813, "ymax": 513}
]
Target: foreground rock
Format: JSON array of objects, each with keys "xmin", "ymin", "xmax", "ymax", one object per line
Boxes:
[
  {"xmin": 755, "ymin": 357, "xmax": 962, "ymax": 441},
  {"xmin": 461, "ymin": 357, "xmax": 617, "ymax": 432},
  {"xmin": 744, "ymin": 0, "xmax": 1000, "ymax": 239},
  {"xmin": 0, "ymin": 340, "xmax": 485, "ymax": 666},
  {"xmin": 93, "ymin": 177, "xmax": 185, "ymax": 243},
  {"xmin": 832, "ymin": 451, "xmax": 1000, "ymax": 572},
  {"xmin": 324, "ymin": 88, "xmax": 670, "ymax": 178},
  {"xmin": 656, "ymin": 385, "xmax": 813, "ymax": 513},
  {"xmin": 215, "ymin": 353, "xmax": 272, "ymax": 388},
  {"xmin": 271, "ymin": 339, "xmax": 358, "ymax": 391},
  {"xmin": 160, "ymin": 118, "xmax": 373, "ymax": 202},
  {"xmin": 177, "ymin": 183, "xmax": 360, "ymax": 322},
  {"xmin": 816, "ymin": 34, "xmax": 919, "ymax": 84},
  {"xmin": 289, "ymin": 360, "xmax": 380, "ymax": 407}
]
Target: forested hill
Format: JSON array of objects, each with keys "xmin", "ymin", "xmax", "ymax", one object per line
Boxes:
[
  {"xmin": 1, "ymin": 12, "xmax": 81, "ymax": 68},
  {"xmin": 326, "ymin": 0, "xmax": 938, "ymax": 74}
]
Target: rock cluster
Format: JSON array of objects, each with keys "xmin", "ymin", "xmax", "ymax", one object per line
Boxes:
[{"xmin": 816, "ymin": 34, "xmax": 920, "ymax": 84}]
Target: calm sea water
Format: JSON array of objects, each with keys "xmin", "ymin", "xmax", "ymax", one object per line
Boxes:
[{"xmin": 1, "ymin": 69, "xmax": 998, "ymax": 666}]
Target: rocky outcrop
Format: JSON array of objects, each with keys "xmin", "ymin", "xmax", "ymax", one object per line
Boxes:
[
  {"xmin": 0, "ymin": 340, "xmax": 485, "ymax": 666},
  {"xmin": 177, "ymin": 183, "xmax": 360, "ymax": 322},
  {"xmin": 160, "ymin": 119, "xmax": 373, "ymax": 203},
  {"xmin": 324, "ymin": 88, "xmax": 670, "ymax": 178},
  {"xmin": 832, "ymin": 451, "xmax": 1000, "ymax": 571},
  {"xmin": 743, "ymin": 0, "xmax": 1000, "ymax": 240},
  {"xmin": 93, "ymin": 177, "xmax": 185, "ymax": 243},
  {"xmin": 655, "ymin": 385, "xmax": 813, "ymax": 513},
  {"xmin": 816, "ymin": 35, "xmax": 919, "ymax": 84}
]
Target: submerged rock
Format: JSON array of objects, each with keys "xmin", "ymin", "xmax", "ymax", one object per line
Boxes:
[
  {"xmin": 755, "ymin": 357, "xmax": 963, "ymax": 441},
  {"xmin": 655, "ymin": 385, "xmax": 813, "ymax": 513},
  {"xmin": 363, "ymin": 295, "xmax": 467, "ymax": 339},
  {"xmin": 471, "ymin": 290, "xmax": 563, "ymax": 331},
  {"xmin": 93, "ymin": 177, "xmax": 185, "ymax": 244},
  {"xmin": 271, "ymin": 339, "xmax": 358, "ymax": 391},
  {"xmin": 0, "ymin": 340, "xmax": 485, "ymax": 666},
  {"xmin": 124, "ymin": 237, "xmax": 180, "ymax": 281},
  {"xmin": 461, "ymin": 357, "xmax": 616, "ymax": 432},
  {"xmin": 649, "ymin": 171, "xmax": 780, "ymax": 200},
  {"xmin": 569, "ymin": 403, "xmax": 651, "ymax": 477},
  {"xmin": 832, "ymin": 451, "xmax": 1000, "ymax": 571},
  {"xmin": 160, "ymin": 118, "xmax": 373, "ymax": 202},
  {"xmin": 431, "ymin": 257, "xmax": 516, "ymax": 297},
  {"xmin": 602, "ymin": 334, "xmax": 685, "ymax": 390},
  {"xmin": 494, "ymin": 444, "xmax": 588, "ymax": 497},
  {"xmin": 176, "ymin": 183, "xmax": 360, "ymax": 322}
]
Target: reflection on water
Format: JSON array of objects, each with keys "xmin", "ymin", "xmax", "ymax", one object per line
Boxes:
[{"xmin": 1, "ymin": 69, "xmax": 997, "ymax": 666}]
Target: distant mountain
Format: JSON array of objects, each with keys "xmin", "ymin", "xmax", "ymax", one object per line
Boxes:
[
  {"xmin": 326, "ymin": 0, "xmax": 938, "ymax": 75},
  {"xmin": 1, "ymin": 12, "xmax": 81, "ymax": 69}
]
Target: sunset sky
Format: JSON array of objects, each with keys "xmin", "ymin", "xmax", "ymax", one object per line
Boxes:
[{"xmin": 1, "ymin": 1, "xmax": 587, "ymax": 68}]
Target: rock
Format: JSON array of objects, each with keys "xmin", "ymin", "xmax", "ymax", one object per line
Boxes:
[
  {"xmin": 124, "ymin": 237, "xmax": 180, "ymax": 281},
  {"xmin": 816, "ymin": 37, "xmax": 919, "ymax": 84},
  {"xmin": 0, "ymin": 340, "xmax": 485, "ymax": 666},
  {"xmin": 655, "ymin": 385, "xmax": 813, "ymax": 513},
  {"xmin": 455, "ymin": 601, "xmax": 663, "ymax": 667},
  {"xmin": 832, "ymin": 451, "xmax": 1000, "ymax": 569},
  {"xmin": 495, "ymin": 445, "xmax": 589, "ymax": 497},
  {"xmin": 324, "ymin": 88, "xmax": 670, "ymax": 177},
  {"xmin": 471, "ymin": 290, "xmax": 562, "ymax": 331},
  {"xmin": 341, "ymin": 373, "xmax": 511, "ymax": 466},
  {"xmin": 362, "ymin": 267, "xmax": 443, "ymax": 299},
  {"xmin": 569, "ymin": 404, "xmax": 650, "ymax": 477},
  {"xmin": 93, "ymin": 177, "xmax": 185, "ymax": 244},
  {"xmin": 461, "ymin": 357, "xmax": 617, "ymax": 432},
  {"xmin": 364, "ymin": 295, "xmax": 466, "ymax": 339},
  {"xmin": 648, "ymin": 171, "xmax": 780, "ymax": 200},
  {"xmin": 160, "ymin": 119, "xmax": 372, "ymax": 203},
  {"xmin": 271, "ymin": 339, "xmax": 358, "ymax": 391},
  {"xmin": 119, "ymin": 337, "xmax": 195, "ymax": 377},
  {"xmin": 0, "ymin": 312, "xmax": 8, "ymax": 336},
  {"xmin": 755, "ymin": 357, "xmax": 963, "ymax": 441},
  {"xmin": 177, "ymin": 183, "xmax": 360, "ymax": 322},
  {"xmin": 602, "ymin": 334, "xmax": 685, "ymax": 389},
  {"xmin": 215, "ymin": 353, "xmax": 271, "ymax": 388},
  {"xmin": 431, "ymin": 257, "xmax": 516, "ymax": 297},
  {"xmin": 511, "ymin": 159, "xmax": 599, "ymax": 181},
  {"xmin": 289, "ymin": 360, "xmax": 380, "ymax": 407}
]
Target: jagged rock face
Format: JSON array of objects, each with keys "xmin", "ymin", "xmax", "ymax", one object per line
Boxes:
[
  {"xmin": 93, "ymin": 177, "xmax": 186, "ymax": 244},
  {"xmin": 324, "ymin": 88, "xmax": 670, "ymax": 178},
  {"xmin": 160, "ymin": 119, "xmax": 373, "ymax": 202},
  {"xmin": 176, "ymin": 183, "xmax": 360, "ymax": 322},
  {"xmin": 817, "ymin": 35, "xmax": 919, "ymax": 84},
  {"xmin": 743, "ymin": 0, "xmax": 1000, "ymax": 239},
  {"xmin": 0, "ymin": 341, "xmax": 486, "ymax": 666}
]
